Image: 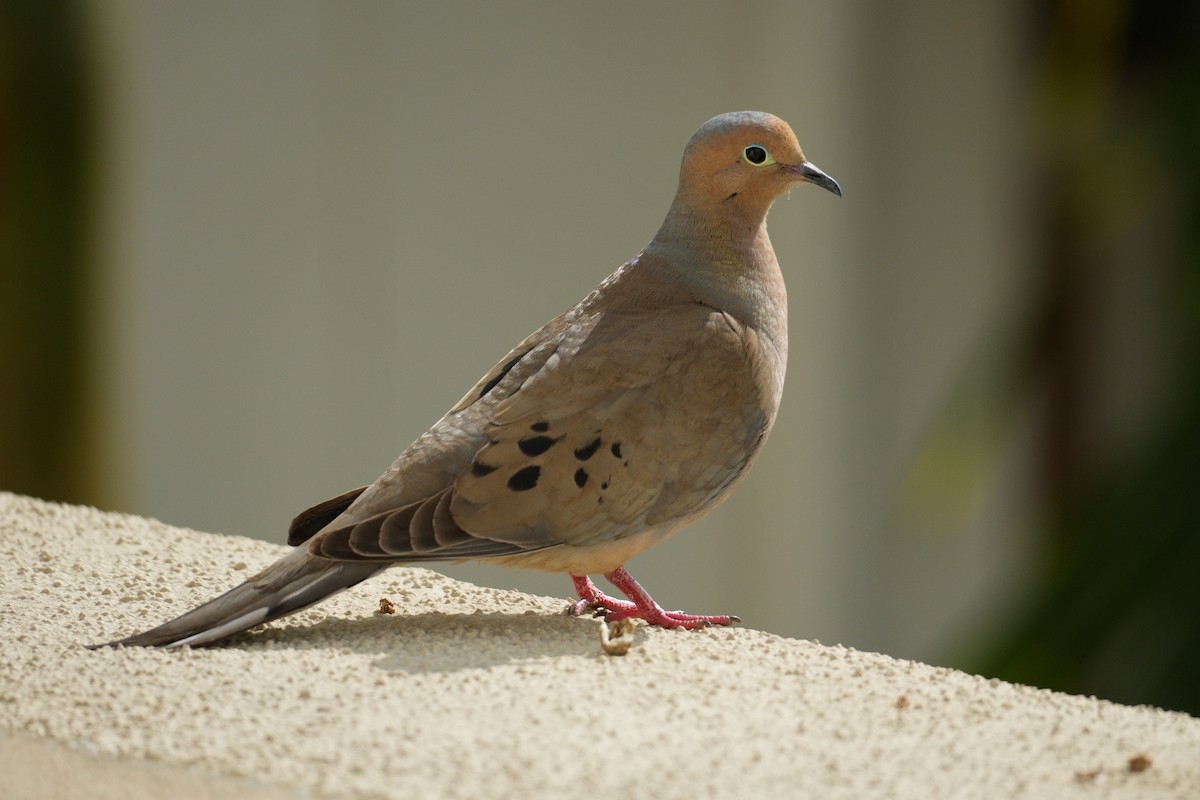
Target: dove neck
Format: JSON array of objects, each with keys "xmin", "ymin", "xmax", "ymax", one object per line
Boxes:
[
  {"xmin": 647, "ymin": 198, "xmax": 775, "ymax": 265},
  {"xmin": 642, "ymin": 204, "xmax": 785, "ymax": 329}
]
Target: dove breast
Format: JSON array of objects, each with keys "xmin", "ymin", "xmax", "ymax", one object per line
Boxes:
[{"xmin": 449, "ymin": 258, "xmax": 785, "ymax": 574}]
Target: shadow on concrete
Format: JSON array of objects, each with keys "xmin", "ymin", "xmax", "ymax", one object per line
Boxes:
[{"xmin": 214, "ymin": 610, "xmax": 643, "ymax": 673}]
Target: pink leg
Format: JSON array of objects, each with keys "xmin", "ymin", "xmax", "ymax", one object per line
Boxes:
[
  {"xmin": 567, "ymin": 568, "xmax": 739, "ymax": 630},
  {"xmin": 568, "ymin": 574, "xmax": 639, "ymax": 617}
]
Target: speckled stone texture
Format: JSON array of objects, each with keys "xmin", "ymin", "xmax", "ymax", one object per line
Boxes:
[{"xmin": 2, "ymin": 492, "xmax": 1198, "ymax": 799}]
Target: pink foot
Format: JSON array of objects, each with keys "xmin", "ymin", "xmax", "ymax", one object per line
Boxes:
[
  {"xmin": 568, "ymin": 574, "xmax": 639, "ymax": 617},
  {"xmin": 567, "ymin": 568, "xmax": 740, "ymax": 630}
]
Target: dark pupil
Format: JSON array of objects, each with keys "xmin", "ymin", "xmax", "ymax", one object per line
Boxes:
[{"xmin": 745, "ymin": 146, "xmax": 766, "ymax": 164}]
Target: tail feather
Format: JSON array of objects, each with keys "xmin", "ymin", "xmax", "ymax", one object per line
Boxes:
[{"xmin": 93, "ymin": 548, "xmax": 387, "ymax": 648}]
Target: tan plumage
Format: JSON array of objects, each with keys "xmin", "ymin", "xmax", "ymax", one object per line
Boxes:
[{"xmin": 97, "ymin": 111, "xmax": 840, "ymax": 648}]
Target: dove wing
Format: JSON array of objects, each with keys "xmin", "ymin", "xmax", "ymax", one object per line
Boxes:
[{"xmin": 307, "ymin": 271, "xmax": 777, "ymax": 567}]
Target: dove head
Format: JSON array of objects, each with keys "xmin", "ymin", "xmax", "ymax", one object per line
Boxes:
[
  {"xmin": 646, "ymin": 111, "xmax": 839, "ymax": 277},
  {"xmin": 675, "ymin": 111, "xmax": 841, "ymax": 215},
  {"xmin": 642, "ymin": 112, "xmax": 838, "ymax": 328}
]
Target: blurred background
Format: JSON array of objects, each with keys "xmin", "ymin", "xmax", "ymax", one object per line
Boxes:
[{"xmin": 2, "ymin": 1, "xmax": 1196, "ymax": 714}]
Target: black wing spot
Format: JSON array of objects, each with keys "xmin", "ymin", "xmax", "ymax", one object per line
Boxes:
[
  {"xmin": 518, "ymin": 435, "xmax": 556, "ymax": 457},
  {"xmin": 478, "ymin": 348, "xmax": 532, "ymax": 399},
  {"xmin": 530, "ymin": 421, "xmax": 550, "ymax": 432},
  {"xmin": 507, "ymin": 465, "xmax": 541, "ymax": 492},
  {"xmin": 600, "ymin": 480, "xmax": 609, "ymax": 490},
  {"xmin": 471, "ymin": 461, "xmax": 498, "ymax": 477},
  {"xmin": 611, "ymin": 442, "xmax": 623, "ymax": 459},
  {"xmin": 574, "ymin": 437, "xmax": 601, "ymax": 461},
  {"xmin": 574, "ymin": 468, "xmax": 588, "ymax": 488}
]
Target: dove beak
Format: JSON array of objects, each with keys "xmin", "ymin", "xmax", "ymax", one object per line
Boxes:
[{"xmin": 786, "ymin": 161, "xmax": 842, "ymax": 197}]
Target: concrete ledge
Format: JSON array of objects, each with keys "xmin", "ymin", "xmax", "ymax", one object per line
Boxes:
[{"xmin": 2, "ymin": 491, "xmax": 1198, "ymax": 799}]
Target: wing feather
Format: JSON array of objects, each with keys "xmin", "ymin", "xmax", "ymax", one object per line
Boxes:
[{"xmin": 305, "ymin": 282, "xmax": 777, "ymax": 569}]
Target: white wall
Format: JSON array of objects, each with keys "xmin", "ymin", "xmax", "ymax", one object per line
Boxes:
[{"xmin": 89, "ymin": 0, "xmax": 1032, "ymax": 662}]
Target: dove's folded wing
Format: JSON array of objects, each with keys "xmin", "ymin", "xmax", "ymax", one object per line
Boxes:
[{"xmin": 306, "ymin": 292, "xmax": 772, "ymax": 569}]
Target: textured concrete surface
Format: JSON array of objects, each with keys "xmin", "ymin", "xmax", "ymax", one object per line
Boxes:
[{"xmin": 2, "ymin": 492, "xmax": 1198, "ymax": 799}]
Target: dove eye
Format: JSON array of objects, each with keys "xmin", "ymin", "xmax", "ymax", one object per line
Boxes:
[{"xmin": 742, "ymin": 145, "xmax": 773, "ymax": 165}]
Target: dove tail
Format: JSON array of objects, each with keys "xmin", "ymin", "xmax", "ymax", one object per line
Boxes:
[{"xmin": 92, "ymin": 548, "xmax": 387, "ymax": 649}]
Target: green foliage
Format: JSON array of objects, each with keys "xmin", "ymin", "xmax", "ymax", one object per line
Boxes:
[
  {"xmin": 0, "ymin": 0, "xmax": 96, "ymax": 503},
  {"xmin": 970, "ymin": 0, "xmax": 1200, "ymax": 716}
]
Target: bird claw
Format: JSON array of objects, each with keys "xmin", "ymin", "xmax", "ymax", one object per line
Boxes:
[
  {"xmin": 603, "ymin": 607, "xmax": 737, "ymax": 630},
  {"xmin": 565, "ymin": 597, "xmax": 605, "ymax": 618},
  {"xmin": 565, "ymin": 593, "xmax": 636, "ymax": 620},
  {"xmin": 567, "ymin": 571, "xmax": 739, "ymax": 630}
]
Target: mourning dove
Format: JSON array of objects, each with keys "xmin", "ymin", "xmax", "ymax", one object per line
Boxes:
[{"xmin": 97, "ymin": 111, "xmax": 840, "ymax": 648}]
